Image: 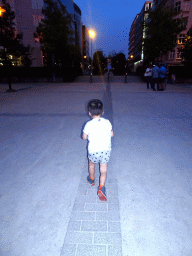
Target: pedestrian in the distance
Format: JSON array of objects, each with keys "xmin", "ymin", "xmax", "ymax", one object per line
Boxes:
[
  {"xmin": 171, "ymin": 70, "xmax": 176, "ymax": 83},
  {"xmin": 82, "ymin": 99, "xmax": 114, "ymax": 201},
  {"xmin": 159, "ymin": 64, "xmax": 167, "ymax": 91},
  {"xmin": 151, "ymin": 64, "xmax": 160, "ymax": 91},
  {"xmin": 144, "ymin": 64, "xmax": 152, "ymax": 89},
  {"xmin": 164, "ymin": 64, "xmax": 169, "ymax": 89}
]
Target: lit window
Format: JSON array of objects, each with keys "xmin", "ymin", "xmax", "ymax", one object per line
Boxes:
[{"xmin": 178, "ymin": 34, "xmax": 186, "ymax": 44}]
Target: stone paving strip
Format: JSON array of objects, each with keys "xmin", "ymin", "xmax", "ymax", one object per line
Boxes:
[{"xmin": 60, "ymin": 162, "xmax": 123, "ymax": 256}]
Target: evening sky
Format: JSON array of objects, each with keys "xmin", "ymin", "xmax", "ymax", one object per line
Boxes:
[{"xmin": 74, "ymin": 0, "xmax": 146, "ymax": 58}]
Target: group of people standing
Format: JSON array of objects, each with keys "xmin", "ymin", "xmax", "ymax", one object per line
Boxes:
[{"xmin": 144, "ymin": 64, "xmax": 167, "ymax": 91}]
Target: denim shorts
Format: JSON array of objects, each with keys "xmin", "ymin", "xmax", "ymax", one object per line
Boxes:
[{"xmin": 88, "ymin": 150, "xmax": 111, "ymax": 164}]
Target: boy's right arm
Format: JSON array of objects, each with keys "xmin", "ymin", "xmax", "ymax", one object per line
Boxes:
[{"xmin": 82, "ymin": 133, "xmax": 88, "ymax": 140}]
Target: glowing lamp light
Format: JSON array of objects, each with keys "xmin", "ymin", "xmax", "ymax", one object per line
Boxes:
[
  {"xmin": 0, "ymin": 7, "xmax": 6, "ymax": 17},
  {"xmin": 89, "ymin": 29, "xmax": 96, "ymax": 39},
  {"xmin": 88, "ymin": 29, "xmax": 96, "ymax": 82}
]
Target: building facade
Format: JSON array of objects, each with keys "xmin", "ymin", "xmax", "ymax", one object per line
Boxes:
[
  {"xmin": 74, "ymin": 2, "xmax": 82, "ymax": 49},
  {"xmin": 61, "ymin": 0, "xmax": 74, "ymax": 15},
  {"xmin": 130, "ymin": 0, "xmax": 192, "ymax": 67},
  {"xmin": 128, "ymin": 14, "xmax": 139, "ymax": 60},
  {"xmin": 159, "ymin": 0, "xmax": 192, "ymax": 66},
  {"xmin": 128, "ymin": 14, "xmax": 139, "ymax": 71},
  {"xmin": 0, "ymin": 0, "xmax": 83, "ymax": 67},
  {"xmin": 82, "ymin": 25, "xmax": 90, "ymax": 73},
  {"xmin": 130, "ymin": 1, "xmax": 153, "ymax": 72}
]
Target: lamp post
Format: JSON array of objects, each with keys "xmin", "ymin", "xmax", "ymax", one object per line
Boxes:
[{"xmin": 89, "ymin": 29, "xmax": 96, "ymax": 83}]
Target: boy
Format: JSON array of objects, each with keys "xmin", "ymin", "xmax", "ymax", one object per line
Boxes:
[{"xmin": 82, "ymin": 99, "xmax": 114, "ymax": 201}]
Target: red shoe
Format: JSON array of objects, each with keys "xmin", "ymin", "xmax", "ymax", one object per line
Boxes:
[{"xmin": 97, "ymin": 186, "xmax": 107, "ymax": 201}]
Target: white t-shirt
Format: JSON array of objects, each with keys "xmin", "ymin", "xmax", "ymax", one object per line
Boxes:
[
  {"xmin": 83, "ymin": 117, "xmax": 112, "ymax": 153},
  {"xmin": 144, "ymin": 68, "xmax": 152, "ymax": 77}
]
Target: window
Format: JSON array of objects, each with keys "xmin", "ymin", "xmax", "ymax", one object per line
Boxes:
[
  {"xmin": 175, "ymin": 1, "xmax": 181, "ymax": 12},
  {"xmin": 178, "ymin": 34, "xmax": 186, "ymax": 44},
  {"xmin": 149, "ymin": 3, "xmax": 152, "ymax": 9},
  {"xmin": 176, "ymin": 49, "xmax": 182, "ymax": 59},
  {"xmin": 180, "ymin": 17, "xmax": 188, "ymax": 29},
  {"xmin": 32, "ymin": 0, "xmax": 43, "ymax": 9},
  {"xmin": 145, "ymin": 2, "xmax": 152, "ymax": 11},
  {"xmin": 176, "ymin": 17, "xmax": 188, "ymax": 29},
  {"xmin": 169, "ymin": 51, "xmax": 175, "ymax": 60}
]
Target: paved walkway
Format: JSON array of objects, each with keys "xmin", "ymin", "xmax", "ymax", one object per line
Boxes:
[{"xmin": 0, "ymin": 77, "xmax": 192, "ymax": 256}]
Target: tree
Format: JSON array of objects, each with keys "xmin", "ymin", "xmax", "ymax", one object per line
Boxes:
[
  {"xmin": 0, "ymin": 0, "xmax": 32, "ymax": 67},
  {"xmin": 142, "ymin": 5, "xmax": 186, "ymax": 61},
  {"xmin": 93, "ymin": 51, "xmax": 106, "ymax": 75},
  {"xmin": 0, "ymin": 0, "xmax": 32, "ymax": 91},
  {"xmin": 35, "ymin": 0, "xmax": 77, "ymax": 67},
  {"xmin": 111, "ymin": 52, "xmax": 126, "ymax": 75}
]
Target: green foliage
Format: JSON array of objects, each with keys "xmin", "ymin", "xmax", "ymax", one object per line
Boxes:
[
  {"xmin": 35, "ymin": 0, "xmax": 78, "ymax": 67},
  {"xmin": 93, "ymin": 51, "xmax": 106, "ymax": 75},
  {"xmin": 0, "ymin": 0, "xmax": 32, "ymax": 66},
  {"xmin": 111, "ymin": 52, "xmax": 126, "ymax": 75},
  {"xmin": 142, "ymin": 5, "xmax": 186, "ymax": 60}
]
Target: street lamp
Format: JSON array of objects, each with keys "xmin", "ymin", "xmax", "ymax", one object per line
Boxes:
[
  {"xmin": 89, "ymin": 29, "xmax": 96, "ymax": 83},
  {"xmin": 0, "ymin": 6, "xmax": 6, "ymax": 17},
  {"xmin": 0, "ymin": 7, "xmax": 5, "ymax": 39},
  {"xmin": 0, "ymin": 6, "xmax": 5, "ymax": 38},
  {"xmin": 0, "ymin": 6, "xmax": 6, "ymax": 75}
]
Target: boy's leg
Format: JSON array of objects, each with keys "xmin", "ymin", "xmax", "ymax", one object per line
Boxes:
[
  {"xmin": 98, "ymin": 163, "xmax": 107, "ymax": 201},
  {"xmin": 87, "ymin": 159, "xmax": 95, "ymax": 185},
  {"xmin": 99, "ymin": 163, "xmax": 107, "ymax": 186},
  {"xmin": 88, "ymin": 159, "xmax": 95, "ymax": 179}
]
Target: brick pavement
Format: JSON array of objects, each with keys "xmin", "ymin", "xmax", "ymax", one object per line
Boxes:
[
  {"xmin": 60, "ymin": 157, "xmax": 122, "ymax": 256},
  {"xmin": 1, "ymin": 78, "xmax": 191, "ymax": 256}
]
